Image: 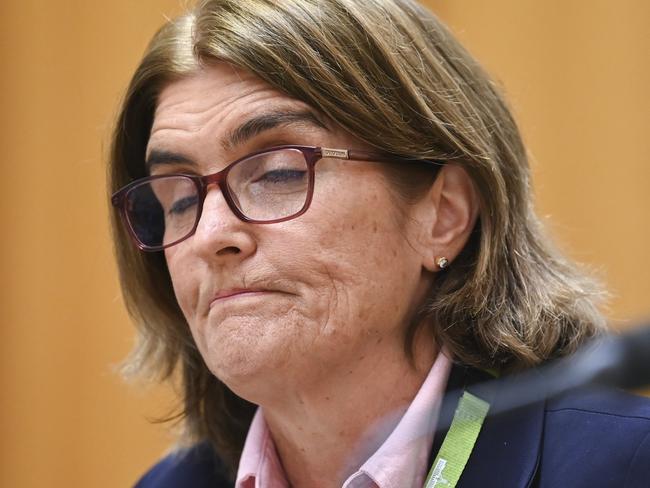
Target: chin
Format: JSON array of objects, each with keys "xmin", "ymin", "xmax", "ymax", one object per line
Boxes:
[
  {"xmin": 197, "ymin": 315, "xmax": 295, "ymax": 401},
  {"xmin": 209, "ymin": 355, "xmax": 292, "ymax": 406}
]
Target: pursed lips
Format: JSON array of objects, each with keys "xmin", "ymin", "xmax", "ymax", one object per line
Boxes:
[{"xmin": 209, "ymin": 289, "xmax": 271, "ymax": 308}]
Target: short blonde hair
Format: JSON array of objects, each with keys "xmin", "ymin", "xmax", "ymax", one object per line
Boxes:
[{"xmin": 109, "ymin": 0, "xmax": 605, "ymax": 473}]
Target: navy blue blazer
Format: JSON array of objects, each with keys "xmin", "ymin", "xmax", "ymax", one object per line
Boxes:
[{"xmin": 134, "ymin": 367, "xmax": 650, "ymax": 487}]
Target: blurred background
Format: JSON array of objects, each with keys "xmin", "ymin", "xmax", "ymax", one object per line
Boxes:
[{"xmin": 1, "ymin": 0, "xmax": 648, "ymax": 486}]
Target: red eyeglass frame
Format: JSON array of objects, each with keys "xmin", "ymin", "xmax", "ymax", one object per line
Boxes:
[{"xmin": 111, "ymin": 145, "xmax": 444, "ymax": 251}]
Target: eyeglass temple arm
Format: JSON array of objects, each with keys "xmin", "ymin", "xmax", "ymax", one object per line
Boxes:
[{"xmin": 321, "ymin": 147, "xmax": 444, "ymax": 167}]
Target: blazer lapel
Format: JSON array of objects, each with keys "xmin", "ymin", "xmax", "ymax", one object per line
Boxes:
[{"xmin": 432, "ymin": 365, "xmax": 545, "ymax": 488}]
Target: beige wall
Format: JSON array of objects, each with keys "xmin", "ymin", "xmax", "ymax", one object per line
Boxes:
[
  {"xmin": 431, "ymin": 0, "xmax": 650, "ymax": 321},
  {"xmin": 1, "ymin": 1, "xmax": 648, "ymax": 487}
]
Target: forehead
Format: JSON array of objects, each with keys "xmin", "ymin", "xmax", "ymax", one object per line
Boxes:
[
  {"xmin": 148, "ymin": 64, "xmax": 325, "ymax": 159},
  {"xmin": 152, "ymin": 64, "xmax": 278, "ymax": 129}
]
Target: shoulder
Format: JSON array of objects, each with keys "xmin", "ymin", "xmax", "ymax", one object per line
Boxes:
[
  {"xmin": 547, "ymin": 385, "xmax": 650, "ymax": 418},
  {"xmin": 133, "ymin": 442, "xmax": 233, "ymax": 488},
  {"xmin": 539, "ymin": 387, "xmax": 650, "ymax": 487}
]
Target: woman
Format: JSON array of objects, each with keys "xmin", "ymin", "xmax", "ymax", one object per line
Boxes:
[{"xmin": 109, "ymin": 0, "xmax": 650, "ymax": 486}]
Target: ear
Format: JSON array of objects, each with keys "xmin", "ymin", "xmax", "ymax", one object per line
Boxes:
[{"xmin": 415, "ymin": 164, "xmax": 480, "ymax": 272}]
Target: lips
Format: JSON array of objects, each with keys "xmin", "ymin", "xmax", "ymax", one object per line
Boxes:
[{"xmin": 209, "ymin": 289, "xmax": 269, "ymax": 308}]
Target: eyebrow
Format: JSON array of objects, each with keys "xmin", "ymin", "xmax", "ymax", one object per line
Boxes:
[
  {"xmin": 145, "ymin": 150, "xmax": 194, "ymax": 171},
  {"xmin": 221, "ymin": 109, "xmax": 328, "ymax": 151},
  {"xmin": 146, "ymin": 109, "xmax": 328, "ymax": 172}
]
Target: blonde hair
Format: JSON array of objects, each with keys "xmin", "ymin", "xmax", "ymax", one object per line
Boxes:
[{"xmin": 109, "ymin": 0, "xmax": 605, "ymax": 473}]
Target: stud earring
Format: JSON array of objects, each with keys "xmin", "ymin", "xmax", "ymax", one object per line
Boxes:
[{"xmin": 436, "ymin": 257, "xmax": 449, "ymax": 270}]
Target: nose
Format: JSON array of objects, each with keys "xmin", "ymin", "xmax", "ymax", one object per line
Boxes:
[{"xmin": 190, "ymin": 186, "xmax": 257, "ymax": 261}]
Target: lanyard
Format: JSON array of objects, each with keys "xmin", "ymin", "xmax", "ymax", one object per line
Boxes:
[{"xmin": 423, "ymin": 390, "xmax": 490, "ymax": 488}]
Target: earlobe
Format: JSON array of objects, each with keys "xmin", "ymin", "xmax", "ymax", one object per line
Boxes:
[{"xmin": 420, "ymin": 164, "xmax": 479, "ymax": 272}]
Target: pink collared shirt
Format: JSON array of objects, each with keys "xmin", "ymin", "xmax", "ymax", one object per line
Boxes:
[{"xmin": 236, "ymin": 351, "xmax": 452, "ymax": 488}]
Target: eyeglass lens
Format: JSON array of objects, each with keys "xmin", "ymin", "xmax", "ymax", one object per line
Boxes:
[{"xmin": 124, "ymin": 148, "xmax": 311, "ymax": 249}]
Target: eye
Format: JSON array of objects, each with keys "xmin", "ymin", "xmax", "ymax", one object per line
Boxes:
[
  {"xmin": 168, "ymin": 195, "xmax": 199, "ymax": 215},
  {"xmin": 255, "ymin": 169, "xmax": 307, "ymax": 184}
]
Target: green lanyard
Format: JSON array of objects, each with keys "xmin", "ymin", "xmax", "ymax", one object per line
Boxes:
[{"xmin": 423, "ymin": 391, "xmax": 490, "ymax": 488}]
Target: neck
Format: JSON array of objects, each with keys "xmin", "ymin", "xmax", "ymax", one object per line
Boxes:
[{"xmin": 263, "ymin": 331, "xmax": 438, "ymax": 488}]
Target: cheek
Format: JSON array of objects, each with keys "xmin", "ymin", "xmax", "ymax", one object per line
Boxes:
[{"xmin": 300, "ymin": 193, "xmax": 422, "ymax": 336}]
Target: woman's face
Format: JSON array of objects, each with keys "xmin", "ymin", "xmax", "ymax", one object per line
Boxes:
[{"xmin": 149, "ymin": 64, "xmax": 436, "ymax": 402}]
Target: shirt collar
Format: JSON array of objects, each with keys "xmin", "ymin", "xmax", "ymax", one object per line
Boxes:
[
  {"xmin": 236, "ymin": 408, "xmax": 289, "ymax": 488},
  {"xmin": 344, "ymin": 350, "xmax": 452, "ymax": 488}
]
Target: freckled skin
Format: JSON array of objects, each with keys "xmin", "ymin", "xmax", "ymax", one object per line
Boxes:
[{"xmin": 151, "ymin": 64, "xmax": 435, "ymax": 407}]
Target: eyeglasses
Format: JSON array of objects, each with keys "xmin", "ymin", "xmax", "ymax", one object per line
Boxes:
[{"xmin": 111, "ymin": 145, "xmax": 442, "ymax": 251}]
